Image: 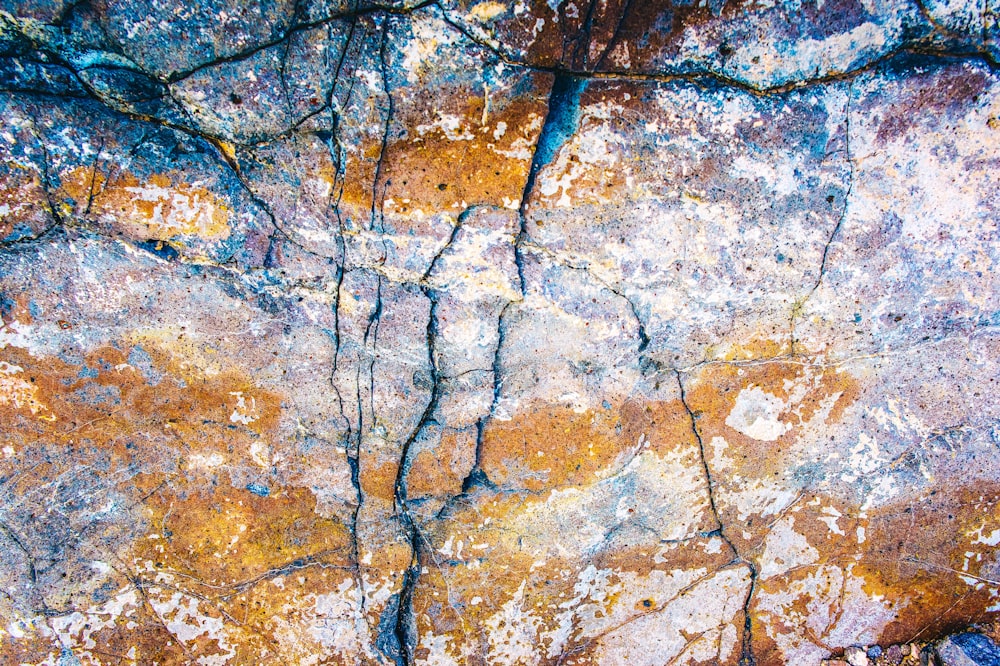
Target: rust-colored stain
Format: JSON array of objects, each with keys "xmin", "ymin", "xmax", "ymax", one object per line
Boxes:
[
  {"xmin": 0, "ymin": 327, "xmax": 366, "ymax": 664},
  {"xmin": 2, "ymin": 1, "xmax": 998, "ymax": 661},
  {"xmin": 59, "ymin": 168, "xmax": 232, "ymax": 241},
  {"xmin": 337, "ymin": 79, "xmax": 549, "ymax": 235},
  {"xmin": 481, "ymin": 398, "xmax": 698, "ymax": 492},
  {"xmin": 406, "ymin": 427, "xmax": 477, "ymax": 500},
  {"xmin": 413, "ymin": 485, "xmax": 742, "ymax": 664},
  {"xmin": 684, "ymin": 353, "xmax": 860, "ymax": 487}
]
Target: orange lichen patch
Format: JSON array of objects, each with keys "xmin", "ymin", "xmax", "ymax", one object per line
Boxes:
[
  {"xmin": 716, "ymin": 337, "xmax": 793, "ymax": 363},
  {"xmin": 0, "ymin": 348, "xmax": 302, "ymax": 534},
  {"xmin": 406, "ymin": 428, "xmax": 476, "ymax": 500},
  {"xmin": 6, "ymin": 588, "xmax": 198, "ymax": 666},
  {"xmin": 675, "ymin": 352, "xmax": 864, "ymax": 579},
  {"xmin": 79, "ymin": 534, "xmax": 373, "ymax": 665},
  {"xmin": 418, "ymin": 491, "xmax": 556, "ymax": 600},
  {"xmin": 684, "ymin": 353, "xmax": 860, "ymax": 475},
  {"xmin": 0, "ymin": 360, "xmax": 54, "ymax": 419},
  {"xmin": 414, "ymin": 493, "xmax": 743, "ymax": 665},
  {"xmin": 385, "ymin": 95, "xmax": 545, "ymax": 210},
  {"xmin": 337, "ymin": 142, "xmax": 383, "ymax": 226},
  {"xmin": 526, "ymin": 81, "xmax": 674, "ymax": 211},
  {"xmin": 594, "ymin": 532, "xmax": 735, "ymax": 579},
  {"xmin": 747, "ymin": 485, "xmax": 1000, "ymax": 664},
  {"xmin": 22, "ymin": 564, "xmax": 367, "ymax": 665},
  {"xmin": 359, "ymin": 457, "xmax": 401, "ymax": 506},
  {"xmin": 219, "ymin": 564, "xmax": 366, "ymax": 664},
  {"xmin": 59, "ymin": 167, "xmax": 231, "ymax": 240},
  {"xmin": 0, "ymin": 342, "xmax": 282, "ymax": 451},
  {"xmin": 481, "ymin": 398, "xmax": 697, "ymax": 492},
  {"xmin": 338, "ymin": 78, "xmax": 548, "ymax": 234},
  {"xmin": 859, "ymin": 483, "xmax": 1000, "ymax": 644},
  {"xmin": 134, "ymin": 482, "xmax": 352, "ymax": 589},
  {"xmin": 618, "ymin": 398, "xmax": 700, "ymax": 458},
  {"xmin": 0, "ymin": 337, "xmax": 363, "ymax": 662},
  {"xmin": 0, "ymin": 630, "xmax": 62, "ymax": 666}
]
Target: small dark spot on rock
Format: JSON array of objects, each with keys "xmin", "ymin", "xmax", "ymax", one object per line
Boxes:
[{"xmin": 230, "ymin": 93, "xmax": 242, "ymax": 105}]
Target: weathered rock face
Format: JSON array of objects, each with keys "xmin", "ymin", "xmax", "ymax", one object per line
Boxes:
[{"xmin": 0, "ymin": 1, "xmax": 998, "ymax": 664}]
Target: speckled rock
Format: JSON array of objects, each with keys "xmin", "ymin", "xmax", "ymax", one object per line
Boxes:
[
  {"xmin": 0, "ymin": 1, "xmax": 998, "ymax": 665},
  {"xmin": 935, "ymin": 633, "xmax": 1000, "ymax": 666}
]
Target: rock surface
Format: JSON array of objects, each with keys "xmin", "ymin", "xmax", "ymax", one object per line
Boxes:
[{"xmin": 0, "ymin": 1, "xmax": 998, "ymax": 665}]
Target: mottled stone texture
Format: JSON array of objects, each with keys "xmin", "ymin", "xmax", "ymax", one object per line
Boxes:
[{"xmin": 0, "ymin": 1, "xmax": 998, "ymax": 664}]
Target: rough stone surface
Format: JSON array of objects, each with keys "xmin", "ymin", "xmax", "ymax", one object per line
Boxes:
[
  {"xmin": 0, "ymin": 1, "xmax": 998, "ymax": 665},
  {"xmin": 935, "ymin": 633, "xmax": 1000, "ymax": 666}
]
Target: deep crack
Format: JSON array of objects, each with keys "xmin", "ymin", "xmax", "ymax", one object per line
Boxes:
[{"xmin": 675, "ymin": 369, "xmax": 759, "ymax": 666}]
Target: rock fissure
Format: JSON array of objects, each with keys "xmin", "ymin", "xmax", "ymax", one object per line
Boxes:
[
  {"xmin": 3, "ymin": 2, "xmax": 1000, "ymax": 664},
  {"xmin": 676, "ymin": 369, "xmax": 759, "ymax": 666}
]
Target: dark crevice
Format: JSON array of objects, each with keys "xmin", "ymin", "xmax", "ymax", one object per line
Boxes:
[
  {"xmin": 462, "ymin": 420, "xmax": 495, "ymax": 494},
  {"xmin": 32, "ymin": 122, "xmax": 64, "ymax": 230},
  {"xmin": 364, "ymin": 276, "xmax": 383, "ymax": 443},
  {"xmin": 435, "ymin": 298, "xmax": 507, "ymax": 521},
  {"xmin": 524, "ymin": 241, "xmax": 649, "ymax": 354},
  {"xmin": 322, "ymin": 7, "xmax": 358, "ymax": 487},
  {"xmin": 675, "ymin": 369, "xmax": 758, "ymax": 666},
  {"xmin": 592, "ymin": 0, "xmax": 637, "ymax": 71},
  {"xmin": 570, "ymin": 0, "xmax": 601, "ymax": 71},
  {"xmin": 460, "ymin": 296, "xmax": 513, "ymax": 500},
  {"xmin": 514, "ymin": 71, "xmax": 586, "ymax": 298},
  {"xmin": 350, "ymin": 270, "xmax": 383, "ymax": 650},
  {"xmin": 372, "ymin": 18, "xmax": 394, "ymax": 238},
  {"xmin": 83, "ymin": 136, "xmax": 104, "ymax": 216},
  {"xmin": 519, "ymin": 73, "xmax": 587, "ymax": 217},
  {"xmin": 390, "ymin": 205, "xmax": 473, "ymax": 665},
  {"xmin": 439, "ymin": 10, "xmax": 998, "ymax": 93},
  {"xmin": 792, "ymin": 79, "xmax": 854, "ymax": 353},
  {"xmin": 276, "ymin": 2, "xmax": 298, "ymax": 124},
  {"xmin": 812, "ymin": 80, "xmax": 854, "ymax": 293},
  {"xmin": 151, "ymin": 0, "xmax": 439, "ymax": 85},
  {"xmin": 319, "ymin": 12, "xmax": 366, "ymax": 637},
  {"xmin": 674, "ymin": 370, "xmax": 736, "ymax": 556}
]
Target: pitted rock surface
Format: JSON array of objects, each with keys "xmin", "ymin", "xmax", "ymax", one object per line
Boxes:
[{"xmin": 0, "ymin": 1, "xmax": 999, "ymax": 665}]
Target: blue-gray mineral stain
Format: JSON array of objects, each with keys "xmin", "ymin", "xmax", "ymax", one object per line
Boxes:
[
  {"xmin": 245, "ymin": 482, "xmax": 270, "ymax": 497},
  {"xmin": 0, "ymin": 0, "xmax": 998, "ymax": 664}
]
